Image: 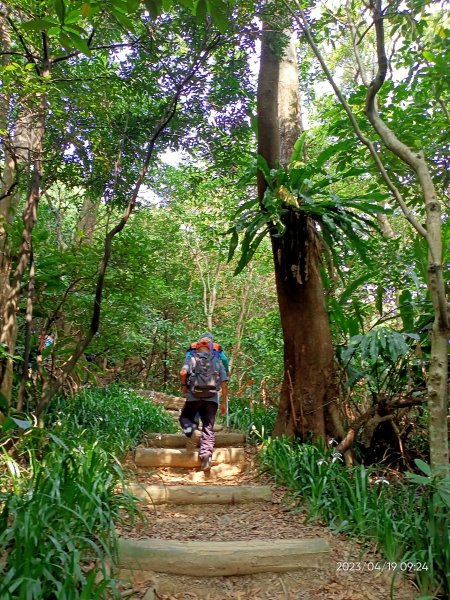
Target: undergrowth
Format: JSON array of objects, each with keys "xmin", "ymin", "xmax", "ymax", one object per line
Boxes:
[
  {"xmin": 0, "ymin": 384, "xmax": 176, "ymax": 599},
  {"xmin": 225, "ymin": 397, "xmax": 277, "ymax": 440},
  {"xmin": 259, "ymin": 437, "xmax": 450, "ymax": 599},
  {"xmin": 46, "ymin": 384, "xmax": 177, "ymax": 454}
]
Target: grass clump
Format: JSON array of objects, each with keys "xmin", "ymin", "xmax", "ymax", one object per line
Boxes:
[
  {"xmin": 0, "ymin": 436, "xmax": 139, "ymax": 599},
  {"xmin": 0, "ymin": 384, "xmax": 177, "ymax": 599},
  {"xmin": 259, "ymin": 437, "xmax": 450, "ymax": 599},
  {"xmin": 46, "ymin": 384, "xmax": 177, "ymax": 453},
  {"xmin": 226, "ymin": 397, "xmax": 276, "ymax": 441}
]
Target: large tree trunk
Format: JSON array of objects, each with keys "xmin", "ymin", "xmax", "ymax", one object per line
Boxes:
[
  {"xmin": 257, "ymin": 24, "xmax": 336, "ymax": 441},
  {"xmin": 271, "ymin": 215, "xmax": 333, "ymax": 440}
]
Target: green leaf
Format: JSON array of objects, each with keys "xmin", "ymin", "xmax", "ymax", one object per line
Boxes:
[
  {"xmin": 412, "ymin": 236, "xmax": 428, "ymax": 281},
  {"xmin": 415, "ymin": 458, "xmax": 432, "ymax": 476},
  {"xmin": 1, "ymin": 416, "xmax": 18, "ymax": 432},
  {"xmin": 206, "ymin": 0, "xmax": 230, "ymax": 33},
  {"xmin": 22, "ymin": 18, "xmax": 58, "ymax": 31},
  {"xmin": 405, "ymin": 473, "xmax": 430, "ymax": 485},
  {"xmin": 376, "ymin": 285, "xmax": 383, "ymax": 316},
  {"xmin": 234, "ymin": 227, "xmax": 269, "ymax": 275},
  {"xmin": 256, "ymin": 154, "xmax": 271, "ymax": 184},
  {"xmin": 227, "ymin": 229, "xmax": 239, "ymax": 263},
  {"xmin": 290, "ymin": 131, "xmax": 307, "ymax": 163},
  {"xmin": 145, "ymin": 0, "xmax": 164, "ymax": 17},
  {"xmin": 111, "ymin": 5, "xmax": 136, "ymax": 31},
  {"xmin": 127, "ymin": 0, "xmax": 141, "ymax": 10},
  {"xmin": 314, "ymin": 139, "xmax": 353, "ymax": 170},
  {"xmin": 233, "ymin": 198, "xmax": 258, "ymax": 215},
  {"xmin": 369, "ymin": 332, "xmax": 379, "ymax": 363},
  {"xmin": 422, "ymin": 50, "xmax": 436, "ymax": 62},
  {"xmin": 60, "ymin": 31, "xmax": 91, "ymax": 55},
  {"xmin": 11, "ymin": 417, "xmax": 32, "ymax": 430},
  {"xmin": 339, "ymin": 273, "xmax": 371, "ymax": 305},
  {"xmin": 63, "ymin": 23, "xmax": 89, "ymax": 35},
  {"xmin": 53, "ymin": 0, "xmax": 66, "ymax": 23},
  {"xmin": 195, "ymin": 0, "xmax": 208, "ymax": 21},
  {"xmin": 399, "ymin": 289, "xmax": 414, "ymax": 331}
]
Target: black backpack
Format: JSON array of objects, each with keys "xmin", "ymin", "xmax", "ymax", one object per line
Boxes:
[{"xmin": 188, "ymin": 350, "xmax": 219, "ymax": 398}]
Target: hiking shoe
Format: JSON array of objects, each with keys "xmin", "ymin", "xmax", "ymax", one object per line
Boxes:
[
  {"xmin": 182, "ymin": 424, "xmax": 197, "ymax": 438},
  {"xmin": 201, "ymin": 455, "xmax": 211, "ymax": 471}
]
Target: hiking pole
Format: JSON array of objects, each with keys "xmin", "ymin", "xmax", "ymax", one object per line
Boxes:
[{"xmin": 226, "ymin": 397, "xmax": 229, "ymax": 430}]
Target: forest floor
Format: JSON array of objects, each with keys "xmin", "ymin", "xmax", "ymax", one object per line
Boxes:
[{"xmin": 118, "ymin": 441, "xmax": 418, "ymax": 600}]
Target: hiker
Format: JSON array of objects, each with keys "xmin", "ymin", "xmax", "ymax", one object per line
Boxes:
[
  {"xmin": 184, "ymin": 332, "xmax": 230, "ymax": 428},
  {"xmin": 184, "ymin": 332, "xmax": 229, "ymax": 375},
  {"xmin": 179, "ymin": 337, "xmax": 228, "ymax": 470}
]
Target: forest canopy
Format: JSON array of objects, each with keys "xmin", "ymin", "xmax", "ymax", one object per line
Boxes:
[{"xmin": 0, "ymin": 0, "xmax": 448, "ymax": 474}]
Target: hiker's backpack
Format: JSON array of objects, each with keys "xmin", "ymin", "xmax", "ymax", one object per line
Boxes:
[
  {"xmin": 186, "ymin": 342, "xmax": 229, "ymax": 375},
  {"xmin": 188, "ymin": 350, "xmax": 220, "ymax": 398}
]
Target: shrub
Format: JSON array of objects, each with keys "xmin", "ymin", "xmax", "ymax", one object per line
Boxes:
[
  {"xmin": 0, "ymin": 436, "xmax": 140, "ymax": 599},
  {"xmin": 0, "ymin": 384, "xmax": 177, "ymax": 598}
]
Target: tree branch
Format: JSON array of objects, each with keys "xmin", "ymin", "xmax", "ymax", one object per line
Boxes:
[
  {"xmin": 51, "ymin": 40, "xmax": 144, "ymax": 65},
  {"xmin": 365, "ymin": 1, "xmax": 448, "ymax": 329},
  {"xmin": 336, "ymin": 395, "xmax": 426, "ymax": 453},
  {"xmin": 4, "ymin": 14, "xmax": 38, "ymax": 67},
  {"xmin": 287, "ymin": 0, "xmax": 428, "ymax": 240}
]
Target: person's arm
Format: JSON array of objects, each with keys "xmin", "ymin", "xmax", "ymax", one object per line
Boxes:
[
  {"xmin": 219, "ymin": 350, "xmax": 230, "ymax": 376},
  {"xmin": 220, "ymin": 380, "xmax": 228, "ymax": 415},
  {"xmin": 180, "ymin": 368, "xmax": 188, "ymax": 396}
]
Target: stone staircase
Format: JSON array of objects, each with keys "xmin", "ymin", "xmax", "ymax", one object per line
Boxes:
[{"xmin": 116, "ymin": 394, "xmax": 332, "ymax": 599}]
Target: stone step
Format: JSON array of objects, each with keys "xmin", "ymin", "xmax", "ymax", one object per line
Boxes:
[
  {"xmin": 145, "ymin": 432, "xmax": 245, "ymax": 448},
  {"xmin": 135, "ymin": 447, "xmax": 245, "ymax": 468},
  {"xmin": 165, "ymin": 409, "xmax": 181, "ymax": 419},
  {"xmin": 127, "ymin": 483, "xmax": 272, "ymax": 505},
  {"xmin": 117, "ymin": 538, "xmax": 331, "ymax": 576}
]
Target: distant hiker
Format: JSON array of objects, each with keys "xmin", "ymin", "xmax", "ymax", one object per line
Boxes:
[
  {"xmin": 38, "ymin": 333, "xmax": 54, "ymax": 351},
  {"xmin": 179, "ymin": 337, "xmax": 228, "ymax": 470},
  {"xmin": 185, "ymin": 332, "xmax": 230, "ymax": 375}
]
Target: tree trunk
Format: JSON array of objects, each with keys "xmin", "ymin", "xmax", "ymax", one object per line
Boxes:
[
  {"xmin": 0, "ymin": 17, "xmax": 31, "ymax": 408},
  {"xmin": 363, "ymin": 1, "xmax": 449, "ymax": 476},
  {"xmin": 271, "ymin": 214, "xmax": 333, "ymax": 440},
  {"xmin": 278, "ymin": 31, "xmax": 304, "ymax": 166},
  {"xmin": 0, "ymin": 94, "xmax": 47, "ymax": 403},
  {"xmin": 16, "ymin": 250, "xmax": 35, "ymax": 411},
  {"xmin": 0, "ymin": 13, "xmax": 15, "ymax": 326},
  {"xmin": 74, "ymin": 194, "xmax": 99, "ymax": 245},
  {"xmin": 257, "ymin": 24, "xmax": 336, "ymax": 441}
]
